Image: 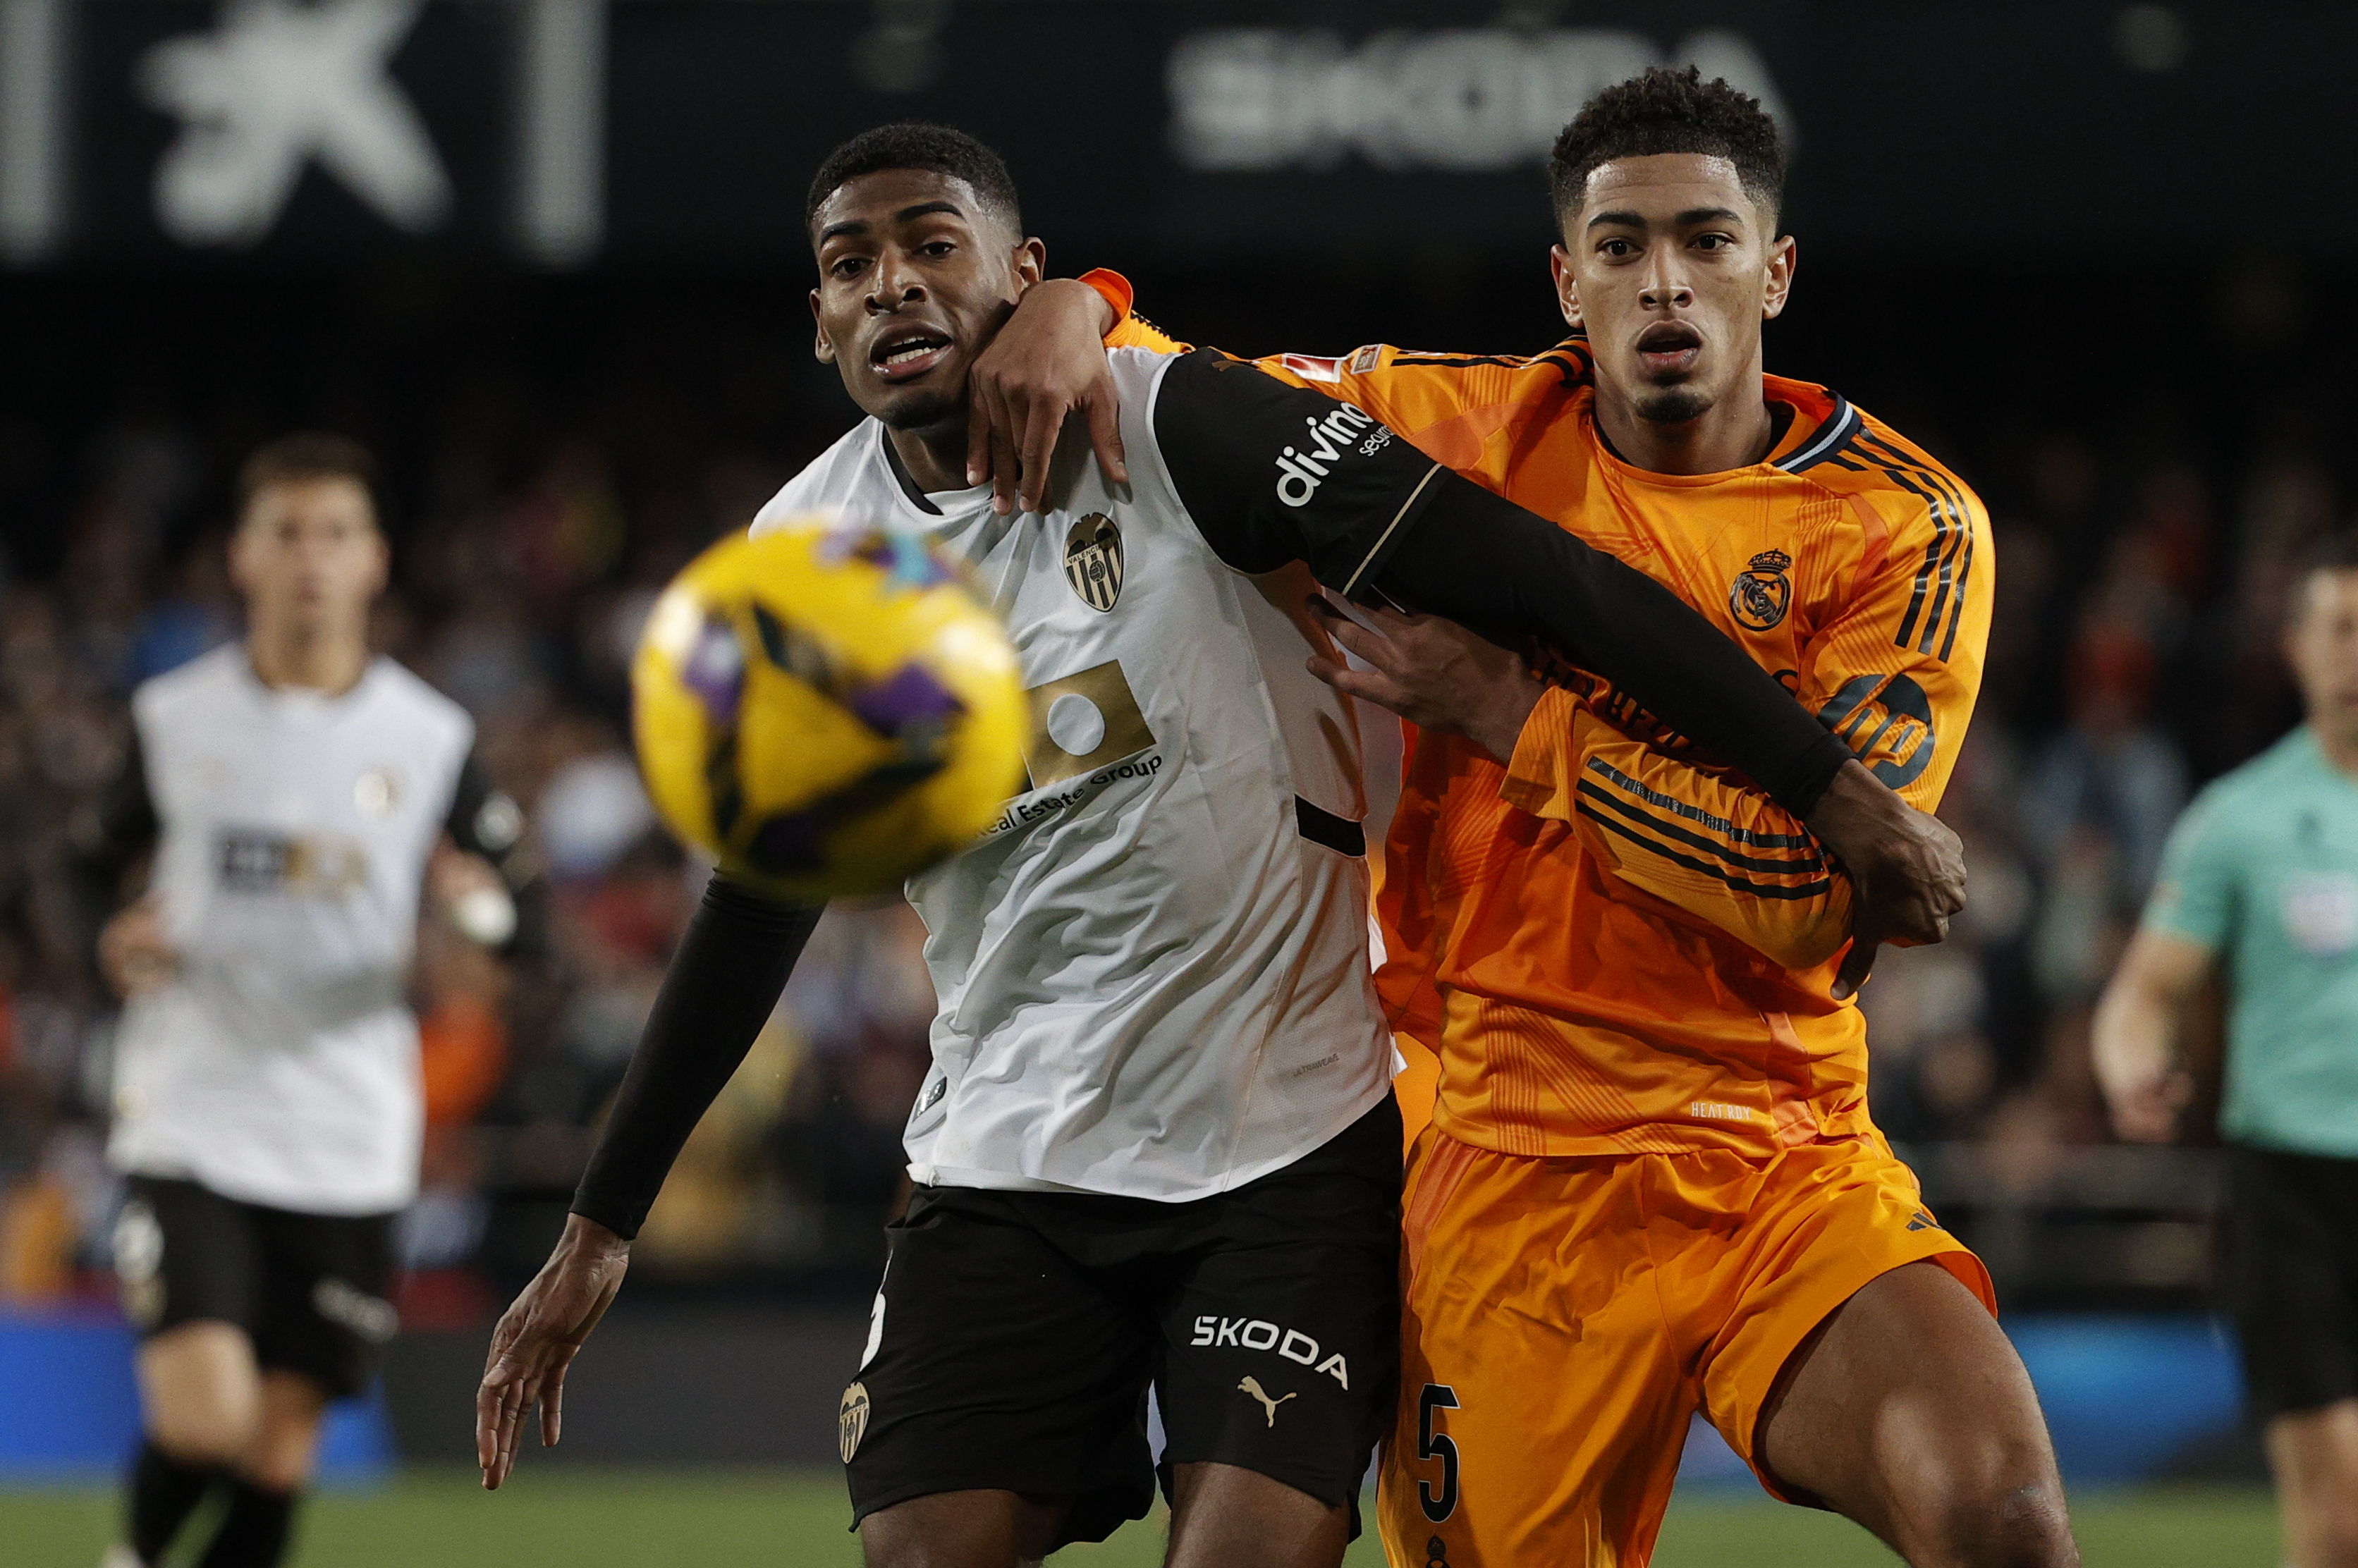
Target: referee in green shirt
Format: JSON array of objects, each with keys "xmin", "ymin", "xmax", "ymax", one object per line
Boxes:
[{"xmin": 2096, "ymin": 534, "xmax": 2358, "ymax": 1568}]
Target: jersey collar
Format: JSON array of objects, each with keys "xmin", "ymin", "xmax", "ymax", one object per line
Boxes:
[{"xmin": 1582, "ymin": 374, "xmax": 1857, "ymax": 486}]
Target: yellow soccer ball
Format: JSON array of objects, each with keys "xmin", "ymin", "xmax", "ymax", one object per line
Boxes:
[{"xmin": 632, "ymin": 513, "xmax": 1026, "ymax": 902}]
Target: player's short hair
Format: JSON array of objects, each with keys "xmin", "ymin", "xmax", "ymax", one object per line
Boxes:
[
  {"xmin": 235, "ymin": 432, "xmax": 381, "ymax": 523},
  {"xmin": 1547, "ymin": 66, "xmax": 1785, "ymax": 235},
  {"xmin": 2292, "ymin": 529, "xmax": 2358, "ymax": 621},
  {"xmin": 805, "ymin": 123, "xmax": 1022, "ymax": 240}
]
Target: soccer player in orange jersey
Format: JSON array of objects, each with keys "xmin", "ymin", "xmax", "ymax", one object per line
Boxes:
[{"xmin": 970, "ymin": 68, "xmax": 2077, "ymax": 1568}]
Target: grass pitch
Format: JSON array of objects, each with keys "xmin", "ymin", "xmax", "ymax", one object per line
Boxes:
[{"xmin": 0, "ymin": 1469, "xmax": 2278, "ymax": 1566}]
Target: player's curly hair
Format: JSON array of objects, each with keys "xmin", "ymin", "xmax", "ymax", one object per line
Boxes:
[
  {"xmin": 1547, "ymin": 66, "xmax": 1785, "ymax": 233},
  {"xmin": 806, "ymin": 123, "xmax": 1022, "ymax": 238}
]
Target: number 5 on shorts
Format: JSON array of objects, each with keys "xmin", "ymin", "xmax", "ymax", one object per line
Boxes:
[{"xmin": 1417, "ymin": 1383, "xmax": 1460, "ymax": 1521}]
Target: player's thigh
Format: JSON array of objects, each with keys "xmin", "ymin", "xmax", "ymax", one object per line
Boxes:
[
  {"xmin": 849, "ymin": 1189, "xmax": 1159, "ymax": 1555},
  {"xmin": 1755, "ymin": 1260, "xmax": 2070, "ymax": 1562},
  {"xmin": 1156, "ymin": 1099, "xmax": 1402, "ymax": 1530},
  {"xmin": 1166, "ymin": 1461, "xmax": 1349, "ymax": 1568},
  {"xmin": 1376, "ymin": 1138, "xmax": 1691, "ymax": 1568},
  {"xmin": 138, "ymin": 1321, "xmax": 263, "ymax": 1460},
  {"xmin": 251, "ymin": 1203, "xmax": 398, "ymax": 1403},
  {"xmin": 118, "ymin": 1177, "xmax": 264, "ymax": 1457},
  {"xmin": 860, "ymin": 1488, "xmax": 1069, "ymax": 1568}
]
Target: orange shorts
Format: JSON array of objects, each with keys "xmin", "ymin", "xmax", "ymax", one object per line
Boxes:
[{"xmin": 1375, "ymin": 1126, "xmax": 1993, "ymax": 1568}]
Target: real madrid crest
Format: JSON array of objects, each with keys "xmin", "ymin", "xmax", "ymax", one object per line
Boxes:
[
  {"xmin": 1728, "ymin": 549, "xmax": 1793, "ymax": 632},
  {"xmin": 839, "ymin": 1381, "xmax": 872, "ymax": 1462},
  {"xmin": 1063, "ymin": 513, "xmax": 1123, "ymax": 612}
]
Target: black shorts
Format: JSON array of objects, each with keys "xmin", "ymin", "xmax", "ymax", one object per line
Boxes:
[
  {"xmin": 842, "ymin": 1096, "xmax": 1402, "ymax": 1548},
  {"xmin": 2223, "ymin": 1145, "xmax": 2358, "ymax": 1420},
  {"xmin": 114, "ymin": 1175, "xmax": 398, "ymax": 1400}
]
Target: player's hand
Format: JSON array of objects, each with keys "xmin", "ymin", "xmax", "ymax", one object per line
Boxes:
[
  {"xmin": 477, "ymin": 1213, "xmax": 630, "ymax": 1490},
  {"xmin": 429, "ymin": 841, "xmax": 516, "ymax": 948},
  {"xmin": 98, "ymin": 894, "xmax": 178, "ymax": 999},
  {"xmin": 2106, "ymin": 1064, "xmax": 2192, "ymax": 1144},
  {"xmin": 1304, "ymin": 597, "xmax": 1544, "ymax": 764},
  {"xmin": 1804, "ymin": 761, "xmax": 1967, "ymax": 1000},
  {"xmin": 967, "ymin": 277, "xmax": 1127, "ymax": 517}
]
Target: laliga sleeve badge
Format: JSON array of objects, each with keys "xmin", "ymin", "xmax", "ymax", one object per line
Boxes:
[
  {"xmin": 839, "ymin": 1381, "xmax": 872, "ymax": 1462},
  {"xmin": 1728, "ymin": 549, "xmax": 1793, "ymax": 632},
  {"xmin": 1063, "ymin": 513, "xmax": 1123, "ymax": 611}
]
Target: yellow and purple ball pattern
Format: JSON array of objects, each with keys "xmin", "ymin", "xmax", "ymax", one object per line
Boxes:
[{"xmin": 632, "ymin": 513, "xmax": 1026, "ymax": 901}]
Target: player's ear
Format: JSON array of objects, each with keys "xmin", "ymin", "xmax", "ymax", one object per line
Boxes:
[
  {"xmin": 1551, "ymin": 244, "xmax": 1583, "ymax": 330},
  {"xmin": 364, "ymin": 524, "xmax": 391, "ymax": 599},
  {"xmin": 1761, "ymin": 233, "xmax": 1797, "ymax": 322},
  {"xmin": 810, "ymin": 288, "xmax": 836, "ymax": 365},
  {"xmin": 1013, "ymin": 237, "xmax": 1046, "ymax": 288},
  {"xmin": 225, "ymin": 519, "xmax": 255, "ymax": 595}
]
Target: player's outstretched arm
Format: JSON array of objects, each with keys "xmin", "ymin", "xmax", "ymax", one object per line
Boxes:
[
  {"xmin": 476, "ymin": 877, "xmax": 822, "ymax": 1489},
  {"xmin": 1305, "ymin": 603, "xmax": 1962, "ymax": 983},
  {"xmin": 1149, "ymin": 348, "xmax": 1962, "ymax": 972}
]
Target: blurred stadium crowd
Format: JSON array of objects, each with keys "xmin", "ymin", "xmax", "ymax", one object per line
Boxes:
[{"xmin": 0, "ymin": 278, "xmax": 2333, "ymax": 1312}]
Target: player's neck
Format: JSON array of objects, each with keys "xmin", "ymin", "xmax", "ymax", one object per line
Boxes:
[
  {"xmin": 1592, "ymin": 372, "xmax": 1776, "ymax": 477},
  {"xmin": 2316, "ymin": 722, "xmax": 2358, "ymax": 779},
  {"xmin": 884, "ymin": 415, "xmax": 971, "ymax": 498},
  {"xmin": 246, "ymin": 615, "xmax": 370, "ymax": 697}
]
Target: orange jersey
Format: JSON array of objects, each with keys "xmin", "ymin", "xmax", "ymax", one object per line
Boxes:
[{"xmin": 1110, "ymin": 315, "xmax": 1991, "ymax": 1158}]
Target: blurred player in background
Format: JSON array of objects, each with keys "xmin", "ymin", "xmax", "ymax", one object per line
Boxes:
[
  {"xmin": 2096, "ymin": 533, "xmax": 2358, "ymax": 1568},
  {"xmin": 84, "ymin": 436, "xmax": 525, "ymax": 1568},
  {"xmin": 476, "ymin": 124, "xmax": 1961, "ymax": 1568},
  {"xmin": 982, "ymin": 66, "xmax": 2075, "ymax": 1568}
]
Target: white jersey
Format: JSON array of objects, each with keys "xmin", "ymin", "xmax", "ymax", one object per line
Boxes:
[
  {"xmin": 106, "ymin": 647, "xmax": 475, "ymax": 1215},
  {"xmin": 755, "ymin": 348, "xmax": 1395, "ymax": 1201}
]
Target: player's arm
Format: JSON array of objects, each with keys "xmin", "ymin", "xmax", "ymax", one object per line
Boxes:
[
  {"xmin": 2091, "ymin": 930, "xmax": 2211, "ymax": 1143},
  {"xmin": 1151, "ymin": 351, "xmax": 1959, "ymax": 935},
  {"xmin": 2092, "ymin": 795, "xmax": 2235, "ymax": 1141},
  {"xmin": 1513, "ymin": 687, "xmax": 1856, "ymax": 969},
  {"xmin": 477, "ymin": 878, "xmax": 823, "ymax": 1489},
  {"xmin": 1307, "ymin": 606, "xmax": 1855, "ymax": 972},
  {"xmin": 73, "ymin": 725, "xmax": 175, "ymax": 998},
  {"xmin": 432, "ymin": 753, "xmax": 534, "ymax": 953}
]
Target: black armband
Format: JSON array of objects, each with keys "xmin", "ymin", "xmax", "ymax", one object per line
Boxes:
[{"xmin": 569, "ymin": 878, "xmax": 825, "ymax": 1241}]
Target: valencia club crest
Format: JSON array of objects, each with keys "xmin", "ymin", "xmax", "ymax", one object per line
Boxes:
[{"xmin": 1063, "ymin": 513, "xmax": 1123, "ymax": 612}]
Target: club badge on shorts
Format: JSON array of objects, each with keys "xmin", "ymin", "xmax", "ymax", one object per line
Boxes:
[
  {"xmin": 1728, "ymin": 549, "xmax": 1793, "ymax": 632},
  {"xmin": 839, "ymin": 1381, "xmax": 872, "ymax": 1462},
  {"xmin": 1063, "ymin": 513, "xmax": 1123, "ymax": 612}
]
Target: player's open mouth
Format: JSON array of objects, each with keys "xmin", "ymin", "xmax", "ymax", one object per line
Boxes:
[
  {"xmin": 1635, "ymin": 321, "xmax": 1703, "ymax": 378},
  {"xmin": 871, "ymin": 330, "xmax": 953, "ymax": 383}
]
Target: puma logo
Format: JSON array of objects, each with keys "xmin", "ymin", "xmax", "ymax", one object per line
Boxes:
[{"xmin": 1238, "ymin": 1376, "xmax": 1297, "ymax": 1428}]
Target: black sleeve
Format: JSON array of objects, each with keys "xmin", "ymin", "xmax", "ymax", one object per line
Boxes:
[
  {"xmin": 1151, "ymin": 349, "xmax": 1853, "ymax": 815},
  {"xmin": 443, "ymin": 752, "xmax": 523, "ymax": 869},
  {"xmin": 439, "ymin": 749, "xmax": 549, "ymax": 958},
  {"xmin": 569, "ymin": 877, "xmax": 826, "ymax": 1241},
  {"xmin": 72, "ymin": 726, "xmax": 161, "ymax": 898}
]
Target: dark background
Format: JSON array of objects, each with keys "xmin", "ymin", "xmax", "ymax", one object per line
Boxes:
[{"xmin": 1, "ymin": 1, "xmax": 2351, "ymax": 1320}]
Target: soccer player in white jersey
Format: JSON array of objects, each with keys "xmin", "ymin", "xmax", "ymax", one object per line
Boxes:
[
  {"xmin": 90, "ymin": 435, "xmax": 524, "ymax": 1568},
  {"xmin": 477, "ymin": 125, "xmax": 1961, "ymax": 1568}
]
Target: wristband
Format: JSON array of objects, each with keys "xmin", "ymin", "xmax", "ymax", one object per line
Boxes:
[{"xmin": 1078, "ymin": 269, "xmax": 1133, "ymax": 340}]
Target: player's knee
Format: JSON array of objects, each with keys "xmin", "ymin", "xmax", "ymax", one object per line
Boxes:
[
  {"xmin": 2305, "ymin": 1490, "xmax": 2358, "ymax": 1568},
  {"xmin": 1925, "ymin": 1474, "xmax": 2075, "ymax": 1568},
  {"xmin": 242, "ymin": 1433, "xmax": 319, "ymax": 1493},
  {"xmin": 146, "ymin": 1404, "xmax": 256, "ymax": 1469}
]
